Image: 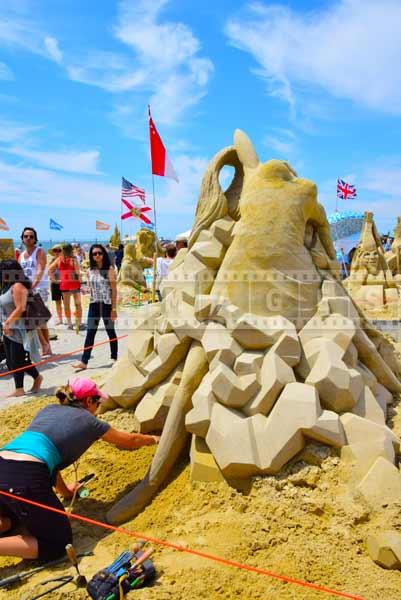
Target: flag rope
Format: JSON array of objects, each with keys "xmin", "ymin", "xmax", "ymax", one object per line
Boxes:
[{"xmin": 0, "ymin": 490, "xmax": 368, "ymax": 600}]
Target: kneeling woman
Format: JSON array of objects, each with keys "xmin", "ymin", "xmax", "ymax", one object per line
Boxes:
[{"xmin": 0, "ymin": 378, "xmax": 159, "ymax": 560}]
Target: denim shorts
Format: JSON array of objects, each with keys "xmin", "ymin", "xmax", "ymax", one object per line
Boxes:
[{"xmin": 0, "ymin": 457, "xmax": 72, "ymax": 561}]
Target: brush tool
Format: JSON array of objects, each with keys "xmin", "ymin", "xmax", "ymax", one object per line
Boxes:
[{"xmin": 66, "ymin": 543, "xmax": 87, "ymax": 587}]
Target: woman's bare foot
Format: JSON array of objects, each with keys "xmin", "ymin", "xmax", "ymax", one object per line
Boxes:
[
  {"xmin": 41, "ymin": 343, "xmax": 52, "ymax": 356},
  {"xmin": 73, "ymin": 362, "xmax": 87, "ymax": 371},
  {"xmin": 6, "ymin": 388, "xmax": 25, "ymax": 398},
  {"xmin": 30, "ymin": 374, "xmax": 43, "ymax": 393}
]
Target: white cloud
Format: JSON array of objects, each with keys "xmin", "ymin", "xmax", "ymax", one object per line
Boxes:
[
  {"xmin": 0, "ymin": 159, "xmax": 116, "ymax": 210},
  {"xmin": 154, "ymin": 154, "xmax": 209, "ymax": 216},
  {"xmin": 263, "ymin": 128, "xmax": 297, "ymax": 159},
  {"xmin": 67, "ymin": 0, "xmax": 213, "ymax": 125},
  {"xmin": 44, "ymin": 36, "xmax": 62, "ymax": 64},
  {"xmin": 0, "ymin": 61, "xmax": 14, "ymax": 80},
  {"xmin": 0, "ymin": 118, "xmax": 39, "ymax": 143},
  {"xmin": 226, "ymin": 0, "xmax": 401, "ymax": 115},
  {"xmin": 4, "ymin": 146, "xmax": 101, "ymax": 175}
]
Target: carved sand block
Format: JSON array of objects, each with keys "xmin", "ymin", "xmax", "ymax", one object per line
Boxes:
[
  {"xmin": 243, "ymin": 352, "xmax": 295, "ymax": 416},
  {"xmin": 367, "ymin": 530, "xmax": 401, "ymax": 569},
  {"xmin": 357, "ymin": 457, "xmax": 401, "ymax": 508},
  {"xmin": 190, "ymin": 435, "xmax": 225, "ymax": 483},
  {"xmin": 134, "ymin": 368, "xmax": 183, "ymax": 433}
]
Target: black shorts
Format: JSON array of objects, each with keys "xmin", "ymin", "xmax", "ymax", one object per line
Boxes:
[
  {"xmin": 0, "ymin": 458, "xmax": 72, "ymax": 561},
  {"xmin": 51, "ymin": 282, "xmax": 63, "ymax": 302}
]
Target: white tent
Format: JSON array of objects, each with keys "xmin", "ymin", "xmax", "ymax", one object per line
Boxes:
[{"xmin": 175, "ymin": 229, "xmax": 191, "ymax": 241}]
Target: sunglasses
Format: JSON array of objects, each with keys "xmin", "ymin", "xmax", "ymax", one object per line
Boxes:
[
  {"xmin": 92, "ymin": 395, "xmax": 101, "ymax": 406},
  {"xmin": 54, "ymin": 249, "xmax": 61, "ymax": 253},
  {"xmin": 23, "ymin": 234, "xmax": 35, "ymax": 239},
  {"xmin": 92, "ymin": 251, "xmax": 103, "ymax": 256}
]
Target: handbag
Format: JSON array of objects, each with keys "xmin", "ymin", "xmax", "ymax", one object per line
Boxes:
[{"xmin": 24, "ymin": 290, "xmax": 52, "ymax": 331}]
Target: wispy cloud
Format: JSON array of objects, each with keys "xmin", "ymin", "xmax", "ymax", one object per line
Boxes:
[
  {"xmin": 67, "ymin": 0, "xmax": 213, "ymax": 125},
  {"xmin": 0, "ymin": 118, "xmax": 39, "ymax": 143},
  {"xmin": 44, "ymin": 36, "xmax": 62, "ymax": 64},
  {"xmin": 157, "ymin": 154, "xmax": 209, "ymax": 215},
  {"xmin": 0, "ymin": 118, "xmax": 101, "ymax": 174},
  {"xmin": 225, "ymin": 0, "xmax": 401, "ymax": 116},
  {"xmin": 263, "ymin": 128, "xmax": 297, "ymax": 159},
  {"xmin": 0, "ymin": 61, "xmax": 14, "ymax": 80},
  {"xmin": 4, "ymin": 146, "xmax": 101, "ymax": 175},
  {"xmin": 0, "ymin": 159, "xmax": 116, "ymax": 210}
]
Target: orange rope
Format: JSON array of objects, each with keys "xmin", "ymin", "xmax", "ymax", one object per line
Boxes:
[
  {"xmin": 0, "ymin": 490, "xmax": 368, "ymax": 600},
  {"xmin": 0, "ymin": 334, "xmax": 128, "ymax": 378}
]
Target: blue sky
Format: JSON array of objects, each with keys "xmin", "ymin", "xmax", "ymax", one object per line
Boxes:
[{"xmin": 1, "ymin": 0, "xmax": 401, "ymax": 243}]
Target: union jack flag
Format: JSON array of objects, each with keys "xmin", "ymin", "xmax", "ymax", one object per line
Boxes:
[
  {"xmin": 337, "ymin": 178, "xmax": 357, "ymax": 200},
  {"xmin": 121, "ymin": 177, "xmax": 145, "ymax": 202}
]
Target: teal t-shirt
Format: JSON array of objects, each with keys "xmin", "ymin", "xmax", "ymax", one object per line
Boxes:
[{"xmin": 2, "ymin": 431, "xmax": 61, "ymax": 474}]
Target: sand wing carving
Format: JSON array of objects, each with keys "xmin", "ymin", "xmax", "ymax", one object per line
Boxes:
[{"xmin": 102, "ymin": 131, "xmax": 401, "ymax": 525}]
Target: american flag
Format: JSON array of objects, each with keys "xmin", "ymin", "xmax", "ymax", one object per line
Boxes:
[
  {"xmin": 337, "ymin": 178, "xmax": 357, "ymax": 200},
  {"xmin": 121, "ymin": 177, "xmax": 145, "ymax": 202}
]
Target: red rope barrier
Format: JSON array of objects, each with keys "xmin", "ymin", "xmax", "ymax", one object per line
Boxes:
[
  {"xmin": 0, "ymin": 490, "xmax": 368, "ymax": 600},
  {"xmin": 0, "ymin": 334, "xmax": 128, "ymax": 378}
]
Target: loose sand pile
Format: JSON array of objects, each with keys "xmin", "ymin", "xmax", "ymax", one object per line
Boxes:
[{"xmin": 1, "ymin": 396, "xmax": 401, "ymax": 600}]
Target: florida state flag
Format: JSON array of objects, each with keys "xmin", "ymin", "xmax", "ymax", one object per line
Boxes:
[{"xmin": 148, "ymin": 106, "xmax": 178, "ymax": 182}]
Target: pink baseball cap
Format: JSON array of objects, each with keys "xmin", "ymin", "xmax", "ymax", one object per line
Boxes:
[{"xmin": 70, "ymin": 378, "xmax": 108, "ymax": 400}]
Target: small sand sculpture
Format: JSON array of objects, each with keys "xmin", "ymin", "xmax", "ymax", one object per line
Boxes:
[
  {"xmin": 117, "ymin": 228, "xmax": 164, "ymax": 297},
  {"xmin": 346, "ymin": 211, "xmax": 400, "ymax": 310},
  {"xmin": 102, "ymin": 131, "xmax": 401, "ymax": 568}
]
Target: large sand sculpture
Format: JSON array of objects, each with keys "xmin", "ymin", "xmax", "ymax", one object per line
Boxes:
[
  {"xmin": 102, "ymin": 131, "xmax": 401, "ymax": 534},
  {"xmin": 346, "ymin": 211, "xmax": 400, "ymax": 310}
]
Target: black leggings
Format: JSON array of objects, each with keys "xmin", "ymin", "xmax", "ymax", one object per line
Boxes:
[
  {"xmin": 3, "ymin": 336, "xmax": 39, "ymax": 389},
  {"xmin": 81, "ymin": 302, "xmax": 117, "ymax": 364},
  {"xmin": 0, "ymin": 458, "xmax": 72, "ymax": 561}
]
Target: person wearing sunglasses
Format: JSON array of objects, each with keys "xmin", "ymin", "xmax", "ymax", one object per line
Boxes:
[
  {"xmin": 73, "ymin": 244, "xmax": 117, "ymax": 371},
  {"xmin": 0, "ymin": 377, "xmax": 159, "ymax": 560},
  {"xmin": 19, "ymin": 227, "xmax": 52, "ymax": 356},
  {"xmin": 48, "ymin": 244, "xmax": 64, "ymax": 325}
]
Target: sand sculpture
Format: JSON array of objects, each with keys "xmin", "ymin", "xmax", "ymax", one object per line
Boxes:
[
  {"xmin": 345, "ymin": 212, "xmax": 399, "ymax": 309},
  {"xmin": 386, "ymin": 216, "xmax": 401, "ymax": 279},
  {"xmin": 118, "ymin": 229, "xmax": 163, "ymax": 296},
  {"xmin": 102, "ymin": 132, "xmax": 401, "ymax": 541},
  {"xmin": 109, "ymin": 224, "xmax": 121, "ymax": 250}
]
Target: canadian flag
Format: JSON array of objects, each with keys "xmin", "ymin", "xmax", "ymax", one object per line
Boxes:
[{"xmin": 148, "ymin": 106, "xmax": 179, "ymax": 182}]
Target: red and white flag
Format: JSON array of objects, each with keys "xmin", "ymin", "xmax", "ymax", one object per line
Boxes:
[{"xmin": 148, "ymin": 106, "xmax": 178, "ymax": 182}]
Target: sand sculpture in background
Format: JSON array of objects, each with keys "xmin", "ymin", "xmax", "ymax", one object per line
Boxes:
[
  {"xmin": 109, "ymin": 224, "xmax": 121, "ymax": 250},
  {"xmin": 345, "ymin": 211, "xmax": 399, "ymax": 309},
  {"xmin": 386, "ymin": 216, "xmax": 401, "ymax": 279},
  {"xmin": 117, "ymin": 229, "xmax": 163, "ymax": 297},
  {"xmin": 102, "ymin": 132, "xmax": 401, "ymax": 546}
]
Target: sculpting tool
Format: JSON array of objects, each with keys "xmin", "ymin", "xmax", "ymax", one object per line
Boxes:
[{"xmin": 65, "ymin": 544, "xmax": 87, "ymax": 587}]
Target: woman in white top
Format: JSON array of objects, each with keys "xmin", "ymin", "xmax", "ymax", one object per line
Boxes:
[
  {"xmin": 73, "ymin": 245, "xmax": 117, "ymax": 370},
  {"xmin": 19, "ymin": 227, "xmax": 52, "ymax": 356}
]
